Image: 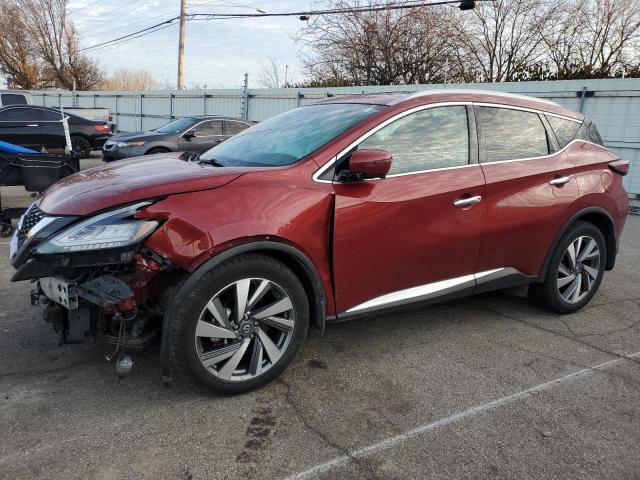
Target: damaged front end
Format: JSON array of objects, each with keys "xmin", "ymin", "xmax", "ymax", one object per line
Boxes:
[{"xmin": 10, "ymin": 201, "xmax": 178, "ymax": 375}]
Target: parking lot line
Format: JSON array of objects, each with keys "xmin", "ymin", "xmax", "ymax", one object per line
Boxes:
[{"xmin": 283, "ymin": 352, "xmax": 640, "ymax": 480}]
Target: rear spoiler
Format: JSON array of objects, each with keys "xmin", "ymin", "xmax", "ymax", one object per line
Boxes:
[{"xmin": 609, "ymin": 160, "xmax": 629, "ymax": 176}]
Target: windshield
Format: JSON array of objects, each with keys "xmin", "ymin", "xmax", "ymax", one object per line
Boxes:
[
  {"xmin": 199, "ymin": 103, "xmax": 384, "ymax": 167},
  {"xmin": 154, "ymin": 117, "xmax": 196, "ymax": 134}
]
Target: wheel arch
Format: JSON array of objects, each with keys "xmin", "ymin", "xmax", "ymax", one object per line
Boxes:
[
  {"xmin": 179, "ymin": 240, "xmax": 327, "ymax": 333},
  {"xmin": 540, "ymin": 206, "xmax": 617, "ymax": 280},
  {"xmin": 144, "ymin": 145, "xmax": 172, "ymax": 155}
]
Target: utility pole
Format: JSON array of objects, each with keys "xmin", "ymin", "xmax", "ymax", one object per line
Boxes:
[{"xmin": 177, "ymin": 0, "xmax": 187, "ymax": 90}]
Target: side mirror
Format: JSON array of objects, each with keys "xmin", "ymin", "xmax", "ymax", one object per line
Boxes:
[
  {"xmin": 338, "ymin": 149, "xmax": 393, "ymax": 182},
  {"xmin": 183, "ymin": 130, "xmax": 196, "ymax": 139}
]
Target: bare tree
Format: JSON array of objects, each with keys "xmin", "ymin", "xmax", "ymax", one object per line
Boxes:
[
  {"xmin": 101, "ymin": 69, "xmax": 159, "ymax": 91},
  {"xmin": 0, "ymin": 0, "xmax": 102, "ymax": 90},
  {"xmin": 0, "ymin": 3, "xmax": 45, "ymax": 89},
  {"xmin": 298, "ymin": 0, "xmax": 456, "ymax": 86},
  {"xmin": 448, "ymin": 0, "xmax": 563, "ymax": 82},
  {"xmin": 259, "ymin": 57, "xmax": 284, "ymax": 88}
]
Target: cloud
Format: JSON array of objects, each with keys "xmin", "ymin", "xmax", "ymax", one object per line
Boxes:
[{"xmin": 70, "ymin": 0, "xmax": 313, "ymax": 88}]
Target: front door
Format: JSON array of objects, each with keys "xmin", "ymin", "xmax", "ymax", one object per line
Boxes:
[
  {"xmin": 179, "ymin": 119, "xmax": 225, "ymax": 153},
  {"xmin": 332, "ymin": 105, "xmax": 486, "ymax": 315}
]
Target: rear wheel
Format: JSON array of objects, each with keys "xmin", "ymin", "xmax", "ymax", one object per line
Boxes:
[
  {"xmin": 531, "ymin": 221, "xmax": 606, "ymax": 314},
  {"xmin": 167, "ymin": 254, "xmax": 309, "ymax": 394},
  {"xmin": 71, "ymin": 136, "xmax": 91, "ymax": 158}
]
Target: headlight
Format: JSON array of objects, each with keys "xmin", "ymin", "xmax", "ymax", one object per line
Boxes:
[
  {"xmin": 36, "ymin": 202, "xmax": 158, "ymax": 254},
  {"xmin": 116, "ymin": 141, "xmax": 145, "ymax": 148}
]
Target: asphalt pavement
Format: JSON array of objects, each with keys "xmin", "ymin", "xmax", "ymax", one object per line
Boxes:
[{"xmin": 1, "ymin": 155, "xmax": 638, "ymax": 479}]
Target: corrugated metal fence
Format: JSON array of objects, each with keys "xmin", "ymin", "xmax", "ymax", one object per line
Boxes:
[{"xmin": 31, "ymin": 78, "xmax": 640, "ymax": 201}]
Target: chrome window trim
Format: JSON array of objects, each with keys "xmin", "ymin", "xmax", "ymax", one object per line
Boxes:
[
  {"xmin": 343, "ymin": 267, "xmax": 517, "ymax": 314},
  {"xmin": 312, "ymin": 101, "xmax": 591, "ymax": 184}
]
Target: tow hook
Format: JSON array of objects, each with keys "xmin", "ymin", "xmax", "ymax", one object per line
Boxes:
[{"xmin": 105, "ymin": 310, "xmax": 135, "ymax": 377}]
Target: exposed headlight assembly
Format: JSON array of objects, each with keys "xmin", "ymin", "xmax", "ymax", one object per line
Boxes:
[
  {"xmin": 36, "ymin": 202, "xmax": 158, "ymax": 254},
  {"xmin": 116, "ymin": 141, "xmax": 145, "ymax": 148}
]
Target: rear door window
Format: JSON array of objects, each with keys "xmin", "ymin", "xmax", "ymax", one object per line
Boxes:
[
  {"xmin": 358, "ymin": 105, "xmax": 469, "ymax": 175},
  {"xmin": 192, "ymin": 120, "xmax": 223, "ymax": 137},
  {"xmin": 546, "ymin": 115, "xmax": 581, "ymax": 148},
  {"xmin": 1, "ymin": 93, "xmax": 28, "ymax": 106},
  {"xmin": 479, "ymin": 107, "xmax": 549, "ymax": 162}
]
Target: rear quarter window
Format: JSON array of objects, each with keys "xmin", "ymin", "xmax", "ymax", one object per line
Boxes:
[
  {"xmin": 575, "ymin": 120, "xmax": 604, "ymax": 146},
  {"xmin": 546, "ymin": 115, "xmax": 582, "ymax": 148}
]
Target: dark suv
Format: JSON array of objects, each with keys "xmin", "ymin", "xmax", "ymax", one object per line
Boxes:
[{"xmin": 9, "ymin": 90, "xmax": 629, "ymax": 394}]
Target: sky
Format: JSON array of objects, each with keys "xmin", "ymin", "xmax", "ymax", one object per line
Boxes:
[{"xmin": 68, "ymin": 0, "xmax": 318, "ymax": 89}]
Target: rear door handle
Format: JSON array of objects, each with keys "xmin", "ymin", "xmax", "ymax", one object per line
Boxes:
[
  {"xmin": 454, "ymin": 195, "xmax": 482, "ymax": 207},
  {"xmin": 549, "ymin": 176, "xmax": 570, "ymax": 186}
]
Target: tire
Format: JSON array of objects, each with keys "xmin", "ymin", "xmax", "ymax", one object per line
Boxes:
[
  {"xmin": 166, "ymin": 254, "xmax": 309, "ymax": 394},
  {"xmin": 145, "ymin": 147, "xmax": 169, "ymax": 155},
  {"xmin": 71, "ymin": 136, "xmax": 91, "ymax": 158},
  {"xmin": 530, "ymin": 221, "xmax": 607, "ymax": 314}
]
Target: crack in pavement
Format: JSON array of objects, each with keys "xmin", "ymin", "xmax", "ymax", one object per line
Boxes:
[
  {"xmin": 278, "ymin": 378, "xmax": 381, "ymax": 480},
  {"xmin": 473, "ymin": 304, "xmax": 640, "ymax": 368}
]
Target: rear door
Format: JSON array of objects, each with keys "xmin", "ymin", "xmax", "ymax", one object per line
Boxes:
[
  {"xmin": 0, "ymin": 107, "xmax": 42, "ymax": 149},
  {"xmin": 475, "ymin": 105, "xmax": 580, "ymax": 278},
  {"xmin": 331, "ymin": 104, "xmax": 486, "ymax": 315},
  {"xmin": 179, "ymin": 119, "xmax": 225, "ymax": 152}
]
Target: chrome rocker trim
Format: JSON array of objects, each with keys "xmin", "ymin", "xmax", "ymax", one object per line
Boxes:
[{"xmin": 340, "ymin": 267, "xmax": 529, "ymax": 317}]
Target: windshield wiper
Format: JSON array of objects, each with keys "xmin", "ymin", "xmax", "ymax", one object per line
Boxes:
[{"xmin": 198, "ymin": 156, "xmax": 225, "ymax": 167}]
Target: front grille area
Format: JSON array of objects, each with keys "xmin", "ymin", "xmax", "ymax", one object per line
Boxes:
[{"xmin": 17, "ymin": 203, "xmax": 45, "ymax": 250}]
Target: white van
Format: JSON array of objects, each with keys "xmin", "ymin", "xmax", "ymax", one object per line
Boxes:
[{"xmin": 0, "ymin": 90, "xmax": 33, "ymax": 107}]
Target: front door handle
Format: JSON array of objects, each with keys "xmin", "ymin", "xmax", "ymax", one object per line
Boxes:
[
  {"xmin": 454, "ymin": 195, "xmax": 482, "ymax": 207},
  {"xmin": 549, "ymin": 176, "xmax": 570, "ymax": 186}
]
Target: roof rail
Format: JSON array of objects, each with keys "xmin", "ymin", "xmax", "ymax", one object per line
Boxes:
[{"xmin": 393, "ymin": 89, "xmax": 560, "ymax": 107}]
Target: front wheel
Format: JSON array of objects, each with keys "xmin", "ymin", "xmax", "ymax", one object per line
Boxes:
[
  {"xmin": 166, "ymin": 254, "xmax": 309, "ymax": 394},
  {"xmin": 530, "ymin": 221, "xmax": 606, "ymax": 314}
]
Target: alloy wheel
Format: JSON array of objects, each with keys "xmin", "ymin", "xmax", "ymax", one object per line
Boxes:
[
  {"xmin": 194, "ymin": 278, "xmax": 295, "ymax": 382},
  {"xmin": 556, "ymin": 235, "xmax": 601, "ymax": 304}
]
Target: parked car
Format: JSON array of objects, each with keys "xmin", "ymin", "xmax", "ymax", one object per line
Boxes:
[
  {"xmin": 0, "ymin": 90, "xmax": 114, "ymax": 130},
  {"xmin": 102, "ymin": 116, "xmax": 253, "ymax": 162},
  {"xmin": 0, "ymin": 105, "xmax": 111, "ymax": 158},
  {"xmin": 9, "ymin": 90, "xmax": 629, "ymax": 394}
]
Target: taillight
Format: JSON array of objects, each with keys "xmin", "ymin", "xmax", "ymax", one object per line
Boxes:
[
  {"xmin": 609, "ymin": 160, "xmax": 629, "ymax": 176},
  {"xmin": 94, "ymin": 124, "xmax": 110, "ymax": 133}
]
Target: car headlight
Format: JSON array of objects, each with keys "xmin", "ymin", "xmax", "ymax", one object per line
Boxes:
[
  {"xmin": 36, "ymin": 202, "xmax": 158, "ymax": 254},
  {"xmin": 116, "ymin": 141, "xmax": 145, "ymax": 148}
]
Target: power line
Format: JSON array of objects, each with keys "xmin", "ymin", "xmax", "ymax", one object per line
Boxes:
[
  {"xmin": 79, "ymin": 17, "xmax": 180, "ymax": 52},
  {"xmin": 78, "ymin": 1, "xmax": 489, "ymax": 55},
  {"xmin": 189, "ymin": 0, "xmax": 486, "ymax": 18}
]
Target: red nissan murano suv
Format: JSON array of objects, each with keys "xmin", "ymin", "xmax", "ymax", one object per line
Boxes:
[{"xmin": 9, "ymin": 90, "xmax": 630, "ymax": 394}]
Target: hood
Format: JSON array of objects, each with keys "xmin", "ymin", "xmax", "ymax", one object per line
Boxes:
[{"xmin": 38, "ymin": 152, "xmax": 247, "ymax": 216}]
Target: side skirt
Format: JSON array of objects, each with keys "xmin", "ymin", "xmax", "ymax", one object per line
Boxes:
[{"xmin": 333, "ymin": 268, "xmax": 538, "ymax": 322}]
